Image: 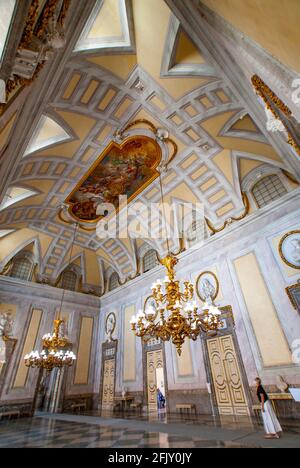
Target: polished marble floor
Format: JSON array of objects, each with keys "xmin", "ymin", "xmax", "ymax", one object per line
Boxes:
[{"xmin": 0, "ymin": 411, "xmax": 299, "ymax": 448}]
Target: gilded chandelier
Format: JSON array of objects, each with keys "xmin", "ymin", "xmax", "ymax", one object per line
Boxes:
[
  {"xmin": 24, "ymin": 319, "xmax": 76, "ymax": 372},
  {"xmin": 24, "ymin": 223, "xmax": 78, "ymax": 372},
  {"xmin": 130, "ymin": 253, "xmax": 222, "ymax": 355}
]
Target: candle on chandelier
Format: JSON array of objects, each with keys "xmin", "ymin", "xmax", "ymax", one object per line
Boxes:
[
  {"xmin": 145, "ymin": 306, "xmax": 155, "ymax": 317},
  {"xmin": 136, "ymin": 310, "xmax": 145, "ymax": 320},
  {"xmin": 185, "ymin": 303, "xmax": 194, "ymax": 313}
]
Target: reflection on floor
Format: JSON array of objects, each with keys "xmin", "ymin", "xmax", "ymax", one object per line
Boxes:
[{"xmin": 0, "ymin": 411, "xmax": 300, "ymax": 448}]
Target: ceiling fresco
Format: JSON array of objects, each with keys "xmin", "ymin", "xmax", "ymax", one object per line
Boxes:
[
  {"xmin": 0, "ymin": 0, "xmax": 298, "ymax": 290},
  {"xmin": 66, "ymin": 135, "xmax": 162, "ymax": 223}
]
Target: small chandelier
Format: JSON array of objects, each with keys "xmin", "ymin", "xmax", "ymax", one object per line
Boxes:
[
  {"xmin": 24, "ymin": 223, "xmax": 78, "ymax": 372},
  {"xmin": 24, "ymin": 319, "xmax": 76, "ymax": 372},
  {"xmin": 130, "ymin": 170, "xmax": 222, "ymax": 355}
]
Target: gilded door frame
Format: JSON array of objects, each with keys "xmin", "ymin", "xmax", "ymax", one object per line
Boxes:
[
  {"xmin": 99, "ymin": 340, "xmax": 118, "ymax": 409},
  {"xmin": 142, "ymin": 339, "xmax": 169, "ymax": 412},
  {"xmin": 201, "ymin": 306, "xmax": 252, "ymax": 417}
]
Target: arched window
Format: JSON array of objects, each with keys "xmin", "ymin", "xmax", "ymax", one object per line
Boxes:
[
  {"xmin": 252, "ymin": 174, "xmax": 287, "ymax": 208},
  {"xmin": 61, "ymin": 269, "xmax": 77, "ymax": 291},
  {"xmin": 186, "ymin": 214, "xmax": 208, "ymax": 247},
  {"xmin": 109, "ymin": 272, "xmax": 120, "ymax": 291},
  {"xmin": 10, "ymin": 257, "xmax": 33, "ymax": 281},
  {"xmin": 143, "ymin": 250, "xmax": 159, "ymax": 273}
]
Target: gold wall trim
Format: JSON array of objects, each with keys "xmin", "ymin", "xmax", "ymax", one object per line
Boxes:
[
  {"xmin": 279, "ymin": 230, "xmax": 300, "ymax": 270},
  {"xmin": 206, "ymin": 192, "xmax": 250, "ymax": 234},
  {"xmin": 286, "ymin": 283, "xmax": 300, "ymax": 310},
  {"xmin": 115, "ymin": 119, "xmax": 178, "ymax": 169},
  {"xmin": 282, "ymin": 169, "xmax": 299, "ymax": 185},
  {"xmin": 251, "ymin": 74, "xmax": 300, "ymax": 157},
  {"xmin": 1, "ymin": 0, "xmax": 72, "ymax": 115}
]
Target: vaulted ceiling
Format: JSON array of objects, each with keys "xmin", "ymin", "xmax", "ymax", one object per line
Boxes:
[{"xmin": 0, "ymin": 0, "xmax": 298, "ymax": 290}]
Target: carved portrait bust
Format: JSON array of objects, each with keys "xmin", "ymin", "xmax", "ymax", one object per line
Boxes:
[
  {"xmin": 105, "ymin": 312, "xmax": 116, "ymax": 342},
  {"xmin": 279, "ymin": 231, "xmax": 300, "ymax": 269},
  {"xmin": 0, "ymin": 312, "xmax": 14, "ymax": 339},
  {"xmin": 196, "ymin": 271, "xmax": 219, "ymax": 303}
]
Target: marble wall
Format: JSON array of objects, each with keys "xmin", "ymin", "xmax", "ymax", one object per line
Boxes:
[
  {"xmin": 97, "ymin": 190, "xmax": 300, "ymax": 415},
  {"xmin": 1, "ymin": 190, "xmax": 300, "ymax": 417},
  {"xmin": 0, "ymin": 278, "xmax": 100, "ymax": 416}
]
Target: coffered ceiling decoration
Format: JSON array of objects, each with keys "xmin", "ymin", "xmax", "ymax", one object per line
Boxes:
[
  {"xmin": 24, "ymin": 115, "xmax": 72, "ymax": 156},
  {"xmin": 0, "ymin": 0, "xmax": 298, "ymax": 291},
  {"xmin": 75, "ymin": 0, "xmax": 135, "ymax": 53},
  {"xmin": 161, "ymin": 14, "xmax": 215, "ymax": 78},
  {"xmin": 0, "ymin": 229, "xmax": 16, "ymax": 239}
]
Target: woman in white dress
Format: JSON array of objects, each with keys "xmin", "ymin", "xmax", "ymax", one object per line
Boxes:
[{"xmin": 255, "ymin": 378, "xmax": 283, "ymax": 439}]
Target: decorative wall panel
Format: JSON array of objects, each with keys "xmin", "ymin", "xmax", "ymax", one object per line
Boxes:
[
  {"xmin": 123, "ymin": 304, "xmax": 136, "ymax": 382},
  {"xmin": 13, "ymin": 309, "xmax": 43, "ymax": 389},
  {"xmin": 74, "ymin": 317, "xmax": 94, "ymax": 385},
  {"xmin": 234, "ymin": 252, "xmax": 292, "ymax": 367}
]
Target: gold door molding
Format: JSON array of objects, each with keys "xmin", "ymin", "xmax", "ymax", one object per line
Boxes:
[
  {"xmin": 102, "ymin": 359, "xmax": 115, "ymax": 409},
  {"xmin": 207, "ymin": 335, "xmax": 249, "ymax": 416},
  {"xmin": 146, "ymin": 349, "xmax": 164, "ymax": 412}
]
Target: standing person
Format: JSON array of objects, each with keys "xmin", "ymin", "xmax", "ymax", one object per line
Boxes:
[
  {"xmin": 255, "ymin": 378, "xmax": 283, "ymax": 439},
  {"xmin": 157, "ymin": 388, "xmax": 165, "ymax": 409}
]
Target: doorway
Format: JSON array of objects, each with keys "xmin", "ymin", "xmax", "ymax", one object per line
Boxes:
[
  {"xmin": 146, "ymin": 346, "xmax": 167, "ymax": 412},
  {"xmin": 207, "ymin": 334, "xmax": 249, "ymax": 416},
  {"xmin": 203, "ymin": 306, "xmax": 251, "ymax": 417},
  {"xmin": 102, "ymin": 358, "xmax": 115, "ymax": 409},
  {"xmin": 99, "ymin": 340, "xmax": 117, "ymax": 411}
]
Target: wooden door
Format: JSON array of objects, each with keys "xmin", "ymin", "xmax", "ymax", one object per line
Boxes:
[
  {"xmin": 146, "ymin": 349, "xmax": 164, "ymax": 412},
  {"xmin": 207, "ymin": 335, "xmax": 249, "ymax": 416},
  {"xmin": 102, "ymin": 359, "xmax": 115, "ymax": 409}
]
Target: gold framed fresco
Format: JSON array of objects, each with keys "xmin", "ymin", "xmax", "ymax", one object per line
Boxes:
[
  {"xmin": 279, "ymin": 231, "xmax": 300, "ymax": 270},
  {"xmin": 65, "ymin": 136, "xmax": 162, "ymax": 224},
  {"xmin": 286, "ymin": 283, "xmax": 300, "ymax": 311}
]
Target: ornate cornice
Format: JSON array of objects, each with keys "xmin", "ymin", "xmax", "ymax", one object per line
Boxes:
[
  {"xmin": 252, "ymin": 74, "xmax": 300, "ymax": 157},
  {"xmin": 205, "ymin": 192, "xmax": 250, "ymax": 234}
]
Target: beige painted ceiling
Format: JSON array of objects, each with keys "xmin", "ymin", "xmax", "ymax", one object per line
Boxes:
[
  {"xmin": 0, "ymin": 0, "xmax": 297, "ymax": 289},
  {"xmin": 202, "ymin": 0, "xmax": 300, "ymax": 75}
]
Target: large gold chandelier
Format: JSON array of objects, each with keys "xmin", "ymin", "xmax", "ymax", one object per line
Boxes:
[
  {"xmin": 24, "ymin": 319, "xmax": 76, "ymax": 372},
  {"xmin": 24, "ymin": 222, "xmax": 78, "ymax": 372},
  {"xmin": 130, "ymin": 253, "xmax": 222, "ymax": 355},
  {"xmin": 130, "ymin": 172, "xmax": 222, "ymax": 355}
]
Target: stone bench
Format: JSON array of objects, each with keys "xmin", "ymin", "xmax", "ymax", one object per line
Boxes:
[
  {"xmin": 252, "ymin": 404, "xmax": 262, "ymax": 421},
  {"xmin": 71, "ymin": 403, "xmax": 86, "ymax": 413},
  {"xmin": 130, "ymin": 401, "xmax": 142, "ymax": 412},
  {"xmin": 0, "ymin": 410, "xmax": 20, "ymax": 420},
  {"xmin": 176, "ymin": 404, "xmax": 197, "ymax": 415}
]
